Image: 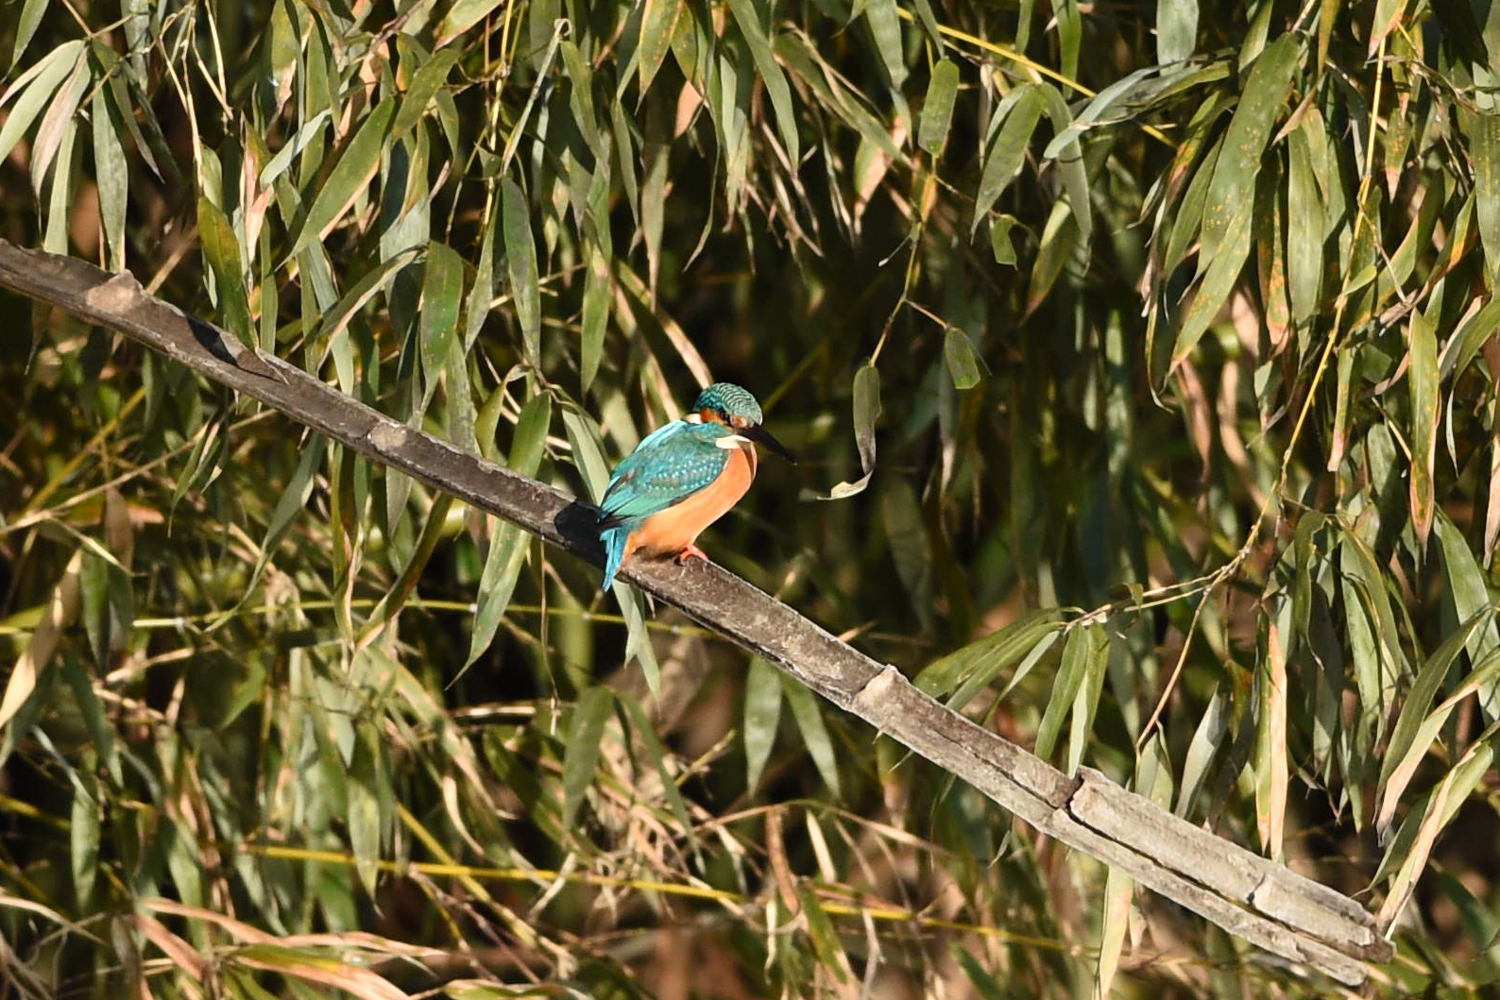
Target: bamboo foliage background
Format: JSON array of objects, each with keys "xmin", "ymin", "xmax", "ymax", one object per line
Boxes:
[{"xmin": 2, "ymin": 0, "xmax": 1500, "ymax": 995}]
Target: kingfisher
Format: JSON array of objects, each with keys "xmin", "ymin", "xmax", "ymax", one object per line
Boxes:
[{"xmin": 597, "ymin": 382, "xmax": 794, "ymax": 588}]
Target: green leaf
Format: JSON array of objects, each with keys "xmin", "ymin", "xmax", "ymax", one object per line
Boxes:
[
  {"xmin": 1171, "ymin": 192, "xmax": 1252, "ymax": 366},
  {"xmin": 864, "ymin": 0, "xmax": 907, "ymax": 87},
  {"xmin": 466, "ymin": 393, "xmax": 551, "ymax": 666},
  {"xmin": 69, "ymin": 764, "xmax": 99, "ymax": 908},
  {"xmin": 581, "ymin": 245, "xmax": 610, "ymax": 391},
  {"xmin": 1435, "ymin": 512, "xmax": 1500, "ymax": 710},
  {"xmin": 972, "ymin": 84, "xmax": 1044, "ymax": 236},
  {"xmin": 561, "ymin": 686, "xmax": 614, "ymax": 831},
  {"xmin": 953, "ymin": 945, "xmax": 1008, "ymax": 999},
  {"xmin": 744, "ymin": 657, "xmax": 782, "ymax": 790},
  {"xmin": 10, "ymin": 0, "xmax": 48, "ymax": 69},
  {"xmin": 1066, "ymin": 624, "xmax": 1110, "ymax": 774},
  {"xmin": 1376, "ymin": 618, "xmax": 1498, "ymax": 834},
  {"xmin": 1441, "ymin": 296, "xmax": 1500, "ymax": 381},
  {"xmin": 286, "ymin": 96, "xmax": 396, "ymax": 259},
  {"xmin": 1157, "ymin": 0, "xmax": 1198, "ymax": 62},
  {"xmin": 438, "ymin": 0, "xmax": 506, "ymax": 45},
  {"xmin": 1037, "ymin": 83, "xmax": 1092, "ymax": 241},
  {"xmin": 418, "ymin": 241, "xmax": 464, "ymax": 407},
  {"xmin": 1173, "ymin": 684, "xmax": 1229, "ymax": 816},
  {"xmin": 943, "ymin": 327, "xmax": 983, "ymax": 389},
  {"xmin": 1034, "ymin": 625, "xmax": 1094, "ymax": 762},
  {"xmin": 1096, "ymin": 863, "xmax": 1133, "ymax": 996},
  {"xmin": 348, "ymin": 724, "xmax": 385, "ymax": 890},
  {"xmin": 502, "ymin": 177, "xmax": 541, "ymax": 362},
  {"xmin": 1463, "ymin": 107, "xmax": 1500, "ymax": 284},
  {"xmin": 637, "ymin": 0, "xmax": 683, "ymax": 92},
  {"xmin": 1199, "ymin": 33, "xmax": 1300, "ymax": 259},
  {"xmin": 563, "ymin": 406, "xmax": 661, "ymax": 688},
  {"xmin": 61, "ymin": 656, "xmax": 119, "ymax": 785},
  {"xmin": 852, "ymin": 363, "xmax": 881, "ymax": 471},
  {"xmin": 1408, "ymin": 307, "xmax": 1438, "ymax": 548},
  {"xmin": 883, "ymin": 479, "xmax": 932, "ymax": 629},
  {"xmin": 198, "ymin": 196, "xmax": 252, "ymax": 344},
  {"xmin": 463, "ymin": 196, "xmax": 499, "ymax": 351},
  {"xmin": 613, "ymin": 580, "xmax": 662, "ymax": 691},
  {"xmin": 915, "ymin": 608, "xmax": 1066, "ymax": 701},
  {"xmin": 0, "ymin": 40, "xmax": 83, "ymax": 166},
  {"xmin": 797, "ymin": 884, "xmax": 850, "ymax": 982},
  {"xmin": 312, "ymin": 248, "xmax": 421, "ymax": 366},
  {"xmin": 1285, "ymin": 118, "xmax": 1324, "ymax": 325},
  {"xmin": 91, "ymin": 86, "xmax": 127, "ymax": 270},
  {"xmin": 782, "ymin": 675, "xmax": 841, "ymax": 796},
  {"xmin": 390, "ymin": 49, "xmax": 460, "ymax": 141},
  {"xmin": 724, "ymin": 0, "xmax": 800, "ymax": 163},
  {"xmin": 818, "ymin": 362, "xmax": 881, "ymax": 500},
  {"xmin": 258, "ymin": 110, "xmax": 331, "ymax": 188},
  {"xmin": 918, "ymin": 58, "xmax": 959, "ymax": 155},
  {"xmin": 989, "ymin": 214, "xmax": 1018, "ymax": 265}
]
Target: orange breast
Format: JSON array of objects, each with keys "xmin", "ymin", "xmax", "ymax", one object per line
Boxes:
[{"xmin": 627, "ymin": 444, "xmax": 758, "ymax": 558}]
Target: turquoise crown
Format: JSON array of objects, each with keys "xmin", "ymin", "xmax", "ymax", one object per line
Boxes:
[{"xmin": 692, "ymin": 383, "xmax": 763, "ymax": 424}]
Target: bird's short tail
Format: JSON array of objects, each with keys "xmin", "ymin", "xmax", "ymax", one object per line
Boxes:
[{"xmin": 600, "ymin": 524, "xmax": 632, "ymax": 589}]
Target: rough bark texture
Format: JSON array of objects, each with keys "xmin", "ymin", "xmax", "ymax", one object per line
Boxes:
[{"xmin": 0, "ymin": 239, "xmax": 1392, "ymax": 986}]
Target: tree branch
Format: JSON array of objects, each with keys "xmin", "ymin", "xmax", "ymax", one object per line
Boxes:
[{"xmin": 0, "ymin": 240, "xmax": 1391, "ymax": 986}]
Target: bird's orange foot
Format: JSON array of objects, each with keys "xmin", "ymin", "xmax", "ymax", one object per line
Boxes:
[{"xmin": 675, "ymin": 543, "xmax": 710, "ymax": 566}]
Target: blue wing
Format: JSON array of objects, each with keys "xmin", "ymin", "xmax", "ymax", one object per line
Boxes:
[{"xmin": 597, "ymin": 421, "xmax": 730, "ymax": 528}]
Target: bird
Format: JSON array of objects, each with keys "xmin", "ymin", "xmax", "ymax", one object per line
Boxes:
[{"xmin": 596, "ymin": 382, "xmax": 794, "ymax": 589}]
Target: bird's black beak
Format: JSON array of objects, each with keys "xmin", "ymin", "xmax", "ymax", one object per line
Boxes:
[{"xmin": 744, "ymin": 424, "xmax": 796, "ymax": 464}]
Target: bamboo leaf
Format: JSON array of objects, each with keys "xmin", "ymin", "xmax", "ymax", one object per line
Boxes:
[
  {"xmin": 91, "ymin": 86, "xmax": 127, "ymax": 270},
  {"xmin": 1, "ymin": 550, "xmax": 84, "ymax": 731},
  {"xmin": 864, "ymin": 0, "xmax": 907, "ymax": 87},
  {"xmin": 943, "ymin": 327, "xmax": 983, "ymax": 390},
  {"xmin": 1157, "ymin": 0, "xmax": 1198, "ymax": 62},
  {"xmin": 287, "ymin": 97, "xmax": 396, "ymax": 259},
  {"xmin": 782, "ymin": 675, "xmax": 841, "ymax": 796},
  {"xmin": 972, "ymin": 84, "xmax": 1044, "ymax": 236},
  {"xmin": 1464, "ymin": 107, "xmax": 1500, "ymax": 284},
  {"xmin": 465, "ymin": 393, "xmax": 552, "ymax": 667},
  {"xmin": 797, "ymin": 884, "xmax": 850, "ymax": 982},
  {"xmin": 197, "ymin": 197, "xmax": 252, "ymax": 345},
  {"xmin": 418, "ymin": 241, "xmax": 464, "ymax": 407},
  {"xmin": 918, "ymin": 58, "xmax": 959, "ymax": 156},
  {"xmin": 744, "ymin": 656, "xmax": 782, "ymax": 790},
  {"xmin": 0, "ymin": 39, "xmax": 83, "ymax": 166},
  {"xmin": 560, "ymin": 687, "xmax": 614, "ymax": 831},
  {"xmin": 1408, "ymin": 307, "xmax": 1439, "ymax": 549},
  {"xmin": 1034, "ymin": 624, "xmax": 1095, "ymax": 762},
  {"xmin": 437, "ymin": 0, "xmax": 506, "ymax": 46},
  {"xmin": 9, "ymin": 0, "xmax": 48, "ymax": 69},
  {"xmin": 916, "ymin": 608, "xmax": 1066, "ymax": 701},
  {"xmin": 637, "ymin": 0, "xmax": 683, "ymax": 92},
  {"xmin": 581, "ymin": 245, "xmax": 610, "ymax": 392},
  {"xmin": 1066, "ymin": 624, "xmax": 1110, "ymax": 774},
  {"xmin": 502, "ymin": 177, "xmax": 541, "ymax": 363},
  {"xmin": 724, "ymin": 0, "xmax": 800, "ymax": 163},
  {"xmin": 1200, "ymin": 33, "xmax": 1301, "ymax": 259},
  {"xmin": 1434, "ymin": 512, "xmax": 1500, "ymax": 711},
  {"xmin": 390, "ymin": 49, "xmax": 459, "ymax": 141},
  {"xmin": 817, "ymin": 362, "xmax": 881, "ymax": 500}
]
